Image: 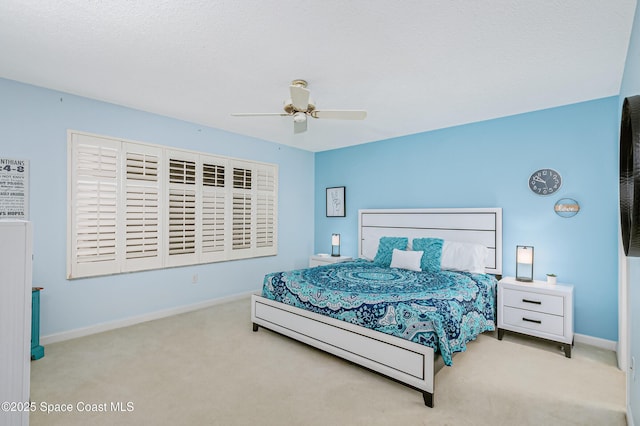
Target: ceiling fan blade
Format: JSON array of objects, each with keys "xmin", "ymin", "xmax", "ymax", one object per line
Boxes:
[
  {"xmin": 312, "ymin": 110, "xmax": 367, "ymax": 120},
  {"xmin": 294, "ymin": 117, "xmax": 307, "ymax": 134},
  {"xmin": 290, "ymin": 85, "xmax": 310, "ymax": 111},
  {"xmin": 231, "ymin": 112, "xmax": 289, "ymax": 117}
]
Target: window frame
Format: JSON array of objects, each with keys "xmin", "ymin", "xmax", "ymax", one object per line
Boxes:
[{"xmin": 67, "ymin": 130, "xmax": 278, "ymax": 279}]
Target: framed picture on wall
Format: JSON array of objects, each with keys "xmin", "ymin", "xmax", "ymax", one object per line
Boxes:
[{"xmin": 326, "ymin": 186, "xmax": 346, "ymax": 217}]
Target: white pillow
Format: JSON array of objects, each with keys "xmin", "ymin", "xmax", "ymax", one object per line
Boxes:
[
  {"xmin": 441, "ymin": 241, "xmax": 488, "ymax": 274},
  {"xmin": 390, "ymin": 249, "xmax": 423, "ymax": 272}
]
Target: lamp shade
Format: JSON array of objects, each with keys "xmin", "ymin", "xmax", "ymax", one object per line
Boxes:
[
  {"xmin": 516, "ymin": 245, "xmax": 534, "ymax": 282},
  {"xmin": 331, "ymin": 233, "xmax": 341, "ymax": 257}
]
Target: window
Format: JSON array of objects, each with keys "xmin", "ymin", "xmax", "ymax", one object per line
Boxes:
[{"xmin": 67, "ymin": 131, "xmax": 278, "ymax": 279}]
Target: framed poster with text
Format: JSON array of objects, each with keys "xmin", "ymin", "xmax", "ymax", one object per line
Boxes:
[{"xmin": 0, "ymin": 158, "xmax": 29, "ymax": 219}]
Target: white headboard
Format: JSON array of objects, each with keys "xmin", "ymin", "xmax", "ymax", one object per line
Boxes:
[{"xmin": 358, "ymin": 208, "xmax": 502, "ymax": 275}]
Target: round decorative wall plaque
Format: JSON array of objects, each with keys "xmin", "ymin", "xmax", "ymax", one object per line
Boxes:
[{"xmin": 554, "ymin": 198, "xmax": 580, "ymax": 218}]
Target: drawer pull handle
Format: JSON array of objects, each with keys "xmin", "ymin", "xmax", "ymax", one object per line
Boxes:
[
  {"xmin": 522, "ymin": 298, "xmax": 542, "ymax": 305},
  {"xmin": 522, "ymin": 317, "xmax": 542, "ymax": 324}
]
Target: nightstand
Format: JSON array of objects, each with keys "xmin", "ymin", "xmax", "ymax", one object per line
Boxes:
[
  {"xmin": 309, "ymin": 255, "xmax": 353, "ymax": 267},
  {"xmin": 497, "ymin": 276, "xmax": 574, "ymax": 358}
]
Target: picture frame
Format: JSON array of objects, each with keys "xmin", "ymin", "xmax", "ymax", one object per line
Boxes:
[{"xmin": 326, "ymin": 186, "xmax": 346, "ymax": 217}]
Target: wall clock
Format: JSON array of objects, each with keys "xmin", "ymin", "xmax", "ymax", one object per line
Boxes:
[
  {"xmin": 528, "ymin": 168, "xmax": 562, "ymax": 196},
  {"xmin": 620, "ymin": 95, "xmax": 640, "ymax": 256}
]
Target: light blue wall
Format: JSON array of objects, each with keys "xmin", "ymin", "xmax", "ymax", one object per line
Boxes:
[
  {"xmin": 620, "ymin": 1, "xmax": 640, "ymax": 422},
  {"xmin": 0, "ymin": 78, "xmax": 315, "ymax": 337},
  {"xmin": 315, "ymin": 98, "xmax": 619, "ymax": 341}
]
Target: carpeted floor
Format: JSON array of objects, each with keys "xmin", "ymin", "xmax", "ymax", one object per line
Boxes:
[{"xmin": 29, "ymin": 296, "xmax": 626, "ymax": 425}]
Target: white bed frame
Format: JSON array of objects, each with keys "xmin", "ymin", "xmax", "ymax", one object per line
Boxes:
[{"xmin": 251, "ymin": 207, "xmax": 502, "ymax": 407}]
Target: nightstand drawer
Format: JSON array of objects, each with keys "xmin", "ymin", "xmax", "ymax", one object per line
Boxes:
[
  {"xmin": 502, "ymin": 306, "xmax": 565, "ymax": 337},
  {"xmin": 502, "ymin": 288, "xmax": 564, "ymax": 316}
]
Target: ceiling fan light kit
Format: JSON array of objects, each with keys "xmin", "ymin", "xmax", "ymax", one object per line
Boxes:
[
  {"xmin": 292, "ymin": 112, "xmax": 307, "ymax": 123},
  {"xmin": 232, "ymin": 79, "xmax": 367, "ymax": 134}
]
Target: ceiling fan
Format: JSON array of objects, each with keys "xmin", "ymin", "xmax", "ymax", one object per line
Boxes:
[{"xmin": 231, "ymin": 79, "xmax": 367, "ymax": 134}]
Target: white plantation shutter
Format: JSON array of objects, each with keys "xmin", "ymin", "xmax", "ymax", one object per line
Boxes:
[
  {"xmin": 168, "ymin": 189, "xmax": 196, "ymax": 254},
  {"xmin": 166, "ymin": 155, "xmax": 198, "ymax": 266},
  {"xmin": 255, "ymin": 167, "xmax": 277, "ymax": 253},
  {"xmin": 229, "ymin": 162, "xmax": 278, "ymax": 259},
  {"xmin": 231, "ymin": 166, "xmax": 252, "ymax": 254},
  {"xmin": 123, "ymin": 145, "xmax": 162, "ymax": 271},
  {"xmin": 68, "ymin": 134, "xmax": 120, "ymax": 278},
  {"xmin": 201, "ymin": 158, "xmax": 226, "ymax": 262},
  {"xmin": 68, "ymin": 130, "xmax": 277, "ymax": 279},
  {"xmin": 232, "ymin": 193, "xmax": 252, "ymax": 250},
  {"xmin": 256, "ymin": 194, "xmax": 274, "ymax": 247}
]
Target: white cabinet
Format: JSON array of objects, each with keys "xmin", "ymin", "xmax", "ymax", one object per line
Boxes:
[
  {"xmin": 0, "ymin": 221, "xmax": 32, "ymax": 426},
  {"xmin": 309, "ymin": 255, "xmax": 353, "ymax": 267},
  {"xmin": 497, "ymin": 276, "xmax": 574, "ymax": 358}
]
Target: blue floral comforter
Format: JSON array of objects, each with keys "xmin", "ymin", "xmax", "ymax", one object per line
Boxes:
[{"xmin": 262, "ymin": 259, "xmax": 496, "ymax": 366}]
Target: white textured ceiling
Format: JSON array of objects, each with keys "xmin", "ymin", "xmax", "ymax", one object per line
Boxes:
[{"xmin": 0, "ymin": 1, "xmax": 636, "ymax": 152}]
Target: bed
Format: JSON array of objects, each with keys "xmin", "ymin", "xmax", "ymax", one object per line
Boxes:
[{"xmin": 251, "ymin": 208, "xmax": 502, "ymax": 407}]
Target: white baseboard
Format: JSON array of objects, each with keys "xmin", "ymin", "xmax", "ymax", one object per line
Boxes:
[
  {"xmin": 574, "ymin": 333, "xmax": 617, "ymax": 351},
  {"xmin": 41, "ymin": 290, "xmax": 258, "ymax": 345},
  {"xmin": 40, "ymin": 297, "xmax": 621, "ymax": 353}
]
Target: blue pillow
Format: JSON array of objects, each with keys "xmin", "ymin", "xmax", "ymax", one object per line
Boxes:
[
  {"xmin": 412, "ymin": 238, "xmax": 444, "ymax": 273},
  {"xmin": 373, "ymin": 237, "xmax": 408, "ymax": 267}
]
